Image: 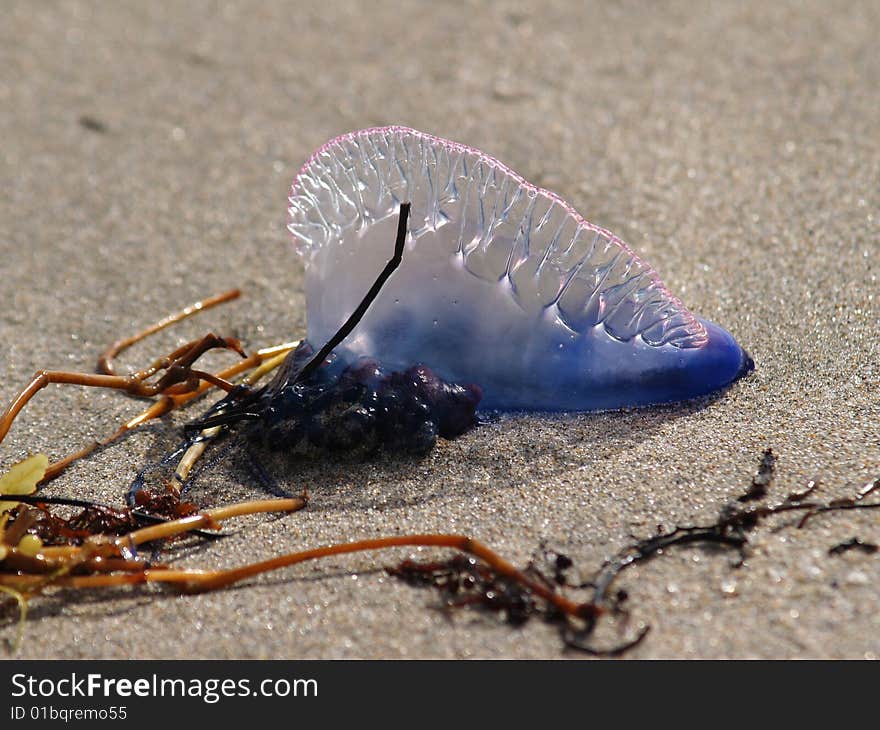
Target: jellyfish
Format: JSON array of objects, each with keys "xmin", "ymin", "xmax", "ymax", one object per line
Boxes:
[{"xmin": 287, "ymin": 126, "xmax": 752, "ymax": 413}]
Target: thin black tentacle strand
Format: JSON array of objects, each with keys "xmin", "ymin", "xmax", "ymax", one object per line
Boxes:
[
  {"xmin": 184, "ymin": 384, "xmax": 266, "ymax": 434},
  {"xmin": 289, "ymin": 202, "xmax": 410, "ymax": 388}
]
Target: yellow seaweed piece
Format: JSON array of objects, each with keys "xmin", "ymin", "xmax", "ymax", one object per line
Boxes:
[
  {"xmin": 0, "ymin": 453, "xmax": 49, "ymax": 516},
  {"xmin": 16, "ymin": 534, "xmax": 42, "ymax": 557}
]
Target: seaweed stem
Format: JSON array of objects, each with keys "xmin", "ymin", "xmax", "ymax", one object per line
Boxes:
[{"xmin": 97, "ymin": 288, "xmax": 241, "ymax": 376}]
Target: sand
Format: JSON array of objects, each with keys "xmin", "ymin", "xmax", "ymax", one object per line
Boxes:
[{"xmin": 0, "ymin": 0, "xmax": 877, "ymax": 659}]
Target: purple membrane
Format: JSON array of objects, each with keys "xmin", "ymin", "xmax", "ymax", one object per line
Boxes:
[{"xmin": 288, "ymin": 127, "xmax": 752, "ymax": 411}]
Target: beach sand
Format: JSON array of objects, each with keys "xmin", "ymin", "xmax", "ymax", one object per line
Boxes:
[{"xmin": 0, "ymin": 0, "xmax": 877, "ymax": 658}]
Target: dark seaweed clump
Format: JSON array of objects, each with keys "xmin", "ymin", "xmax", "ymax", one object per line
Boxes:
[
  {"xmin": 390, "ymin": 554, "xmax": 543, "ymax": 627},
  {"xmin": 253, "ymin": 341, "xmax": 482, "ymax": 456}
]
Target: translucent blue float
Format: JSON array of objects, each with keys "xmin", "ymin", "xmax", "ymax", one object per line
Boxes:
[{"xmin": 288, "ymin": 127, "xmax": 752, "ymax": 411}]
